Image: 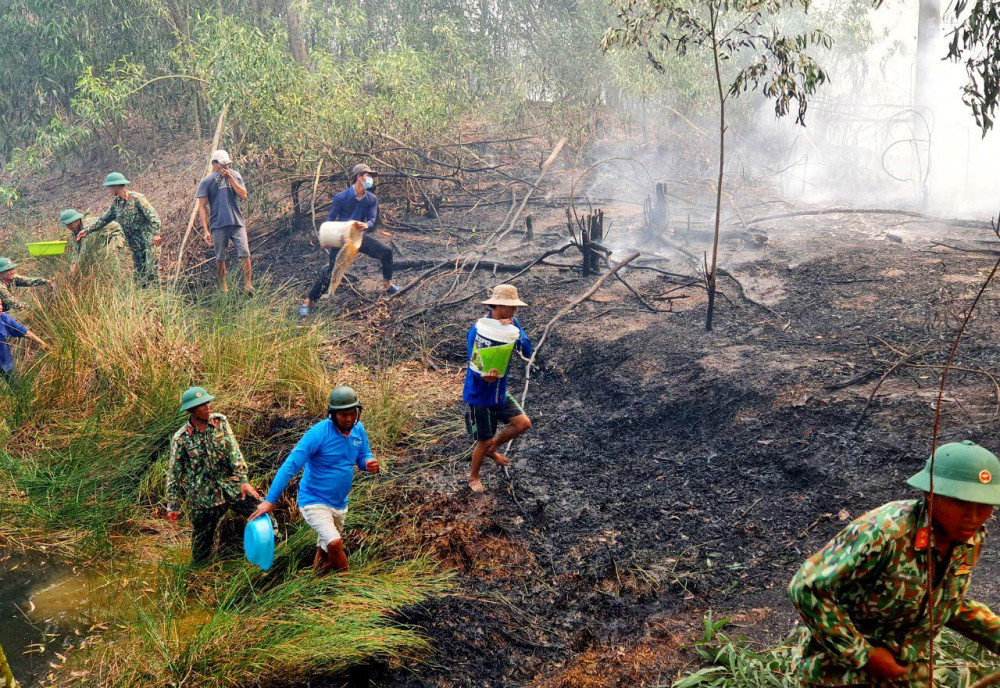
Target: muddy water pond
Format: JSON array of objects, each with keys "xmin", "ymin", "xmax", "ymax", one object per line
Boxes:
[{"xmin": 0, "ymin": 553, "xmax": 99, "ymax": 687}]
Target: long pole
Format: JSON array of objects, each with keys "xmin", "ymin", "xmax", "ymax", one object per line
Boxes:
[
  {"xmin": 706, "ymin": 2, "xmax": 726, "ymax": 332},
  {"xmin": 925, "ymin": 253, "xmax": 1000, "ymax": 686}
]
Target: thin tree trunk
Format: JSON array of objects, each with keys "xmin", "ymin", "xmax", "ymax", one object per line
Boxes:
[
  {"xmin": 706, "ymin": 2, "xmax": 726, "ymax": 332},
  {"xmin": 285, "ymin": 0, "xmax": 308, "ymax": 66}
]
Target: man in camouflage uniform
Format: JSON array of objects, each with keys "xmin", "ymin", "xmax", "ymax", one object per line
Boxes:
[
  {"xmin": 165, "ymin": 386, "xmax": 262, "ymax": 565},
  {"xmin": 76, "ymin": 172, "xmax": 161, "ymax": 286},
  {"xmin": 58, "ymin": 208, "xmax": 125, "ymax": 276},
  {"xmin": 0, "ymin": 257, "xmax": 53, "ymax": 312},
  {"xmin": 789, "ymin": 440, "xmax": 1000, "ymax": 687}
]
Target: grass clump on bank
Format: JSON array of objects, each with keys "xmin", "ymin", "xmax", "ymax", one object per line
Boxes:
[
  {"xmin": 0, "ymin": 268, "xmax": 450, "ymax": 687},
  {"xmin": 672, "ymin": 613, "xmax": 1000, "ymax": 687}
]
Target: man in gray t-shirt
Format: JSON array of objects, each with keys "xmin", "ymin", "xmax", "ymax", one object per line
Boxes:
[{"xmin": 197, "ymin": 149, "xmax": 251, "ymax": 292}]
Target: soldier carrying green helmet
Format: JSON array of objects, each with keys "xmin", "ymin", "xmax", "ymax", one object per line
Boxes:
[{"xmin": 789, "ymin": 440, "xmax": 1000, "ymax": 686}]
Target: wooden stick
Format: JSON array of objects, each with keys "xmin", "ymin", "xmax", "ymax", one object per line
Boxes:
[
  {"xmin": 496, "ymin": 137, "xmax": 567, "ymax": 245},
  {"xmin": 310, "ymin": 158, "xmax": 323, "ymax": 238},
  {"xmin": 517, "ymin": 251, "xmax": 640, "ymax": 408},
  {"xmin": 173, "ymin": 102, "xmax": 229, "ymax": 282},
  {"xmin": 924, "ymin": 253, "xmax": 1000, "ymax": 686}
]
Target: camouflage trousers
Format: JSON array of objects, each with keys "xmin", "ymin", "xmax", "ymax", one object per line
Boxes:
[
  {"xmin": 125, "ymin": 232, "xmax": 159, "ymax": 287},
  {"xmin": 189, "ymin": 497, "xmax": 257, "ymax": 566}
]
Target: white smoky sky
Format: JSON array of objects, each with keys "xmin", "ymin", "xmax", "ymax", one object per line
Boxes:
[
  {"xmin": 585, "ymin": 0, "xmax": 1000, "ymax": 224},
  {"xmin": 754, "ymin": 0, "xmax": 1000, "ymax": 218}
]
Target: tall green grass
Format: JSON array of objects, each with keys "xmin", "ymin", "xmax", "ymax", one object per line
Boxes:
[
  {"xmin": 0, "ymin": 271, "xmax": 331, "ymax": 545},
  {"xmin": 0, "ymin": 270, "xmax": 450, "ymax": 687}
]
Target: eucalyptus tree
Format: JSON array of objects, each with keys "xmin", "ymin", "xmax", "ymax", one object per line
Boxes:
[
  {"xmin": 947, "ymin": 0, "xmax": 1000, "ymax": 134},
  {"xmin": 603, "ymin": 0, "xmax": 830, "ymax": 331}
]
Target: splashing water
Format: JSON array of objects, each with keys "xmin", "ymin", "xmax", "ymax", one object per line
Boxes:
[{"xmin": 328, "ymin": 242, "xmax": 359, "ymax": 297}]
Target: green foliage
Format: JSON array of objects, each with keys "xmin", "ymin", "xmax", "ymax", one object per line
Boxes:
[
  {"xmin": 0, "ymin": 268, "xmax": 451, "ymax": 685},
  {"xmin": 947, "ymin": 0, "xmax": 1000, "ymax": 134},
  {"xmin": 602, "ymin": 0, "xmax": 831, "ymax": 126},
  {"xmin": 76, "ymin": 544, "xmax": 449, "ymax": 687}
]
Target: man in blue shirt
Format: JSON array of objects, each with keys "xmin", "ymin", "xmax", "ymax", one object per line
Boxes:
[
  {"xmin": 299, "ymin": 163, "xmax": 399, "ymax": 316},
  {"xmin": 0, "ymin": 304, "xmax": 48, "ymax": 382},
  {"xmin": 463, "ymin": 284, "xmax": 532, "ymax": 493},
  {"xmin": 249, "ymin": 385, "xmax": 381, "ymax": 573}
]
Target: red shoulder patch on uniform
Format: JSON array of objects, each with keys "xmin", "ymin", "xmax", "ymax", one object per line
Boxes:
[{"xmin": 915, "ymin": 527, "xmax": 930, "ymax": 549}]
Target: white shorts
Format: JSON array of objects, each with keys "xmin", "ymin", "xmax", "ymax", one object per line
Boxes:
[{"xmin": 299, "ymin": 503, "xmax": 348, "ymax": 551}]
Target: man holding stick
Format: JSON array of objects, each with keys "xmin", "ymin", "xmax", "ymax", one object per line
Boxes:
[{"xmin": 196, "ymin": 150, "xmax": 251, "ymax": 292}]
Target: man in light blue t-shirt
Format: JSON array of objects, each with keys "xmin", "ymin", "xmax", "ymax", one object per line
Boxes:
[
  {"xmin": 197, "ymin": 149, "xmax": 251, "ymax": 292},
  {"xmin": 249, "ymin": 386, "xmax": 380, "ymax": 573}
]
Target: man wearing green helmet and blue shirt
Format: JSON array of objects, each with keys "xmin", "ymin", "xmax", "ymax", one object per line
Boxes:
[
  {"xmin": 789, "ymin": 440, "xmax": 1000, "ymax": 686},
  {"xmin": 165, "ymin": 386, "xmax": 262, "ymax": 566},
  {"xmin": 58, "ymin": 208, "xmax": 125, "ymax": 276},
  {"xmin": 249, "ymin": 385, "xmax": 381, "ymax": 574},
  {"xmin": 76, "ymin": 172, "xmax": 161, "ymax": 286},
  {"xmin": 0, "ymin": 256, "xmax": 54, "ymax": 313}
]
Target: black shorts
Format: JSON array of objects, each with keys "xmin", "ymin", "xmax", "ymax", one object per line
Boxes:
[{"xmin": 466, "ymin": 394, "xmax": 524, "ymax": 441}]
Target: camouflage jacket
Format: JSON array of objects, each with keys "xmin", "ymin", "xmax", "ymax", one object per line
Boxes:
[
  {"xmin": 73, "ymin": 216, "xmax": 124, "ymax": 264},
  {"xmin": 166, "ymin": 413, "xmax": 249, "ymax": 513},
  {"xmin": 0, "ymin": 638, "xmax": 16, "ymax": 687},
  {"xmin": 89, "ymin": 191, "xmax": 161, "ymax": 240},
  {"xmin": 0, "ymin": 275, "xmax": 50, "ymax": 312},
  {"xmin": 788, "ymin": 499, "xmax": 1000, "ymax": 685}
]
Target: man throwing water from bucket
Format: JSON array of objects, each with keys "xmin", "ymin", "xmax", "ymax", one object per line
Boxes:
[
  {"xmin": 464, "ymin": 284, "xmax": 532, "ymax": 493},
  {"xmin": 299, "ymin": 163, "xmax": 398, "ymax": 316},
  {"xmin": 249, "ymin": 386, "xmax": 380, "ymax": 573}
]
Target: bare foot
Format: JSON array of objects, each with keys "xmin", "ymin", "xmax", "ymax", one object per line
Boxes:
[
  {"xmin": 490, "ymin": 452, "xmax": 510, "ymax": 466},
  {"xmin": 469, "ymin": 477, "xmax": 484, "ymax": 493}
]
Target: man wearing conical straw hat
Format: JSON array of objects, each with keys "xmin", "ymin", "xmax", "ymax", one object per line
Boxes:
[
  {"xmin": 463, "ymin": 284, "xmax": 532, "ymax": 493},
  {"xmin": 789, "ymin": 440, "xmax": 1000, "ymax": 686}
]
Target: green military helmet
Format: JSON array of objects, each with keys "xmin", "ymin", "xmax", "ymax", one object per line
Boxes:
[
  {"xmin": 102, "ymin": 172, "xmax": 130, "ymax": 187},
  {"xmin": 907, "ymin": 440, "xmax": 1000, "ymax": 505},
  {"xmin": 328, "ymin": 385, "xmax": 361, "ymax": 411},
  {"xmin": 0, "ymin": 257, "xmax": 18, "ymax": 274},
  {"xmin": 180, "ymin": 386, "xmax": 215, "ymax": 412},
  {"xmin": 59, "ymin": 208, "xmax": 84, "ymax": 226}
]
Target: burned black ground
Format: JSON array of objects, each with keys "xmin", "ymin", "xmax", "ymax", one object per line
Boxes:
[{"xmin": 190, "ymin": 167, "xmax": 1000, "ymax": 687}]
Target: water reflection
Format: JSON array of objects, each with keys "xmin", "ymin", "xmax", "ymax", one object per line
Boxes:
[{"xmin": 0, "ymin": 553, "xmax": 96, "ymax": 687}]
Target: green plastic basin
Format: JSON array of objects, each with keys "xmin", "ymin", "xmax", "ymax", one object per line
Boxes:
[{"xmin": 26, "ymin": 241, "xmax": 68, "ymax": 256}]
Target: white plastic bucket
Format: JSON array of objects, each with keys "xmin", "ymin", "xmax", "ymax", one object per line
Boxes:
[
  {"xmin": 319, "ymin": 221, "xmax": 364, "ymax": 250},
  {"xmin": 470, "ymin": 317, "xmax": 520, "ymax": 377}
]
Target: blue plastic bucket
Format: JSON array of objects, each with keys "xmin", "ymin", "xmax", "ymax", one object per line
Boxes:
[{"xmin": 244, "ymin": 513, "xmax": 276, "ymax": 571}]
